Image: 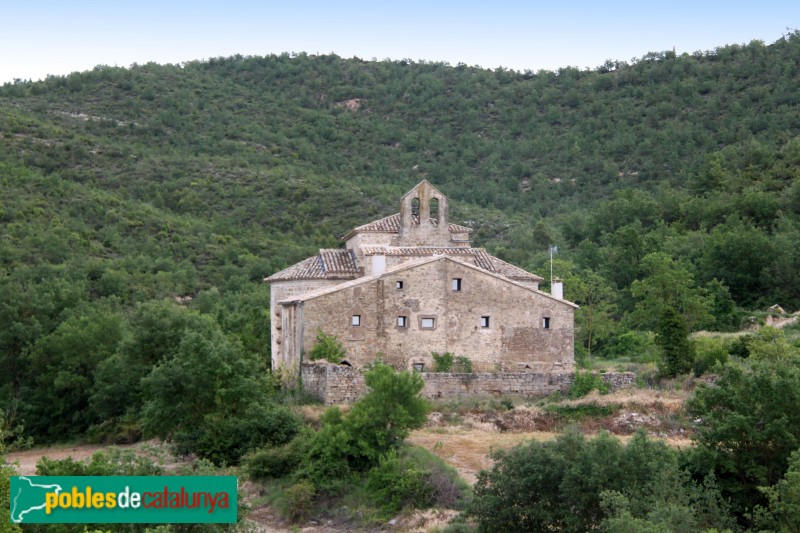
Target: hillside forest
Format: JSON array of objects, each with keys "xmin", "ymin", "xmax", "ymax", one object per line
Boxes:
[{"xmin": 2, "ymin": 30, "xmax": 800, "ymax": 531}]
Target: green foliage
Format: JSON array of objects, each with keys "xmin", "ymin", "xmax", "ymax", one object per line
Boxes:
[
  {"xmin": 35, "ymin": 447, "xmax": 163, "ymax": 476},
  {"xmin": 6, "ymin": 37, "xmax": 800, "ymax": 447},
  {"xmin": 753, "ymin": 448, "xmax": 800, "ymax": 533},
  {"xmin": 656, "ymin": 307, "xmax": 696, "ymax": 377},
  {"xmin": 138, "ymin": 315, "xmax": 302, "ymax": 464},
  {"xmin": 692, "ymin": 337, "xmax": 730, "ymax": 376},
  {"xmin": 686, "ymin": 359, "xmax": 800, "ymax": 523},
  {"xmin": 173, "ymin": 403, "xmax": 302, "ymax": 466},
  {"xmin": 601, "ymin": 330, "xmax": 660, "ymax": 362},
  {"xmin": 308, "ymin": 330, "xmax": 346, "ymax": 363},
  {"xmin": 366, "ymin": 446, "xmax": 468, "ymax": 518},
  {"xmin": 432, "ymin": 352, "xmax": 473, "ymax": 373},
  {"xmin": 366, "ymin": 450, "xmax": 435, "ymax": 517},
  {"xmin": 568, "ymin": 371, "xmax": 610, "ymax": 398},
  {"xmin": 470, "ymin": 429, "xmax": 731, "ymax": 532},
  {"xmin": 303, "ymin": 364, "xmax": 428, "ymax": 490},
  {"xmin": 0, "ymin": 434, "xmax": 22, "ymax": 532},
  {"xmin": 242, "ymin": 428, "xmax": 313, "ymax": 480},
  {"xmin": 284, "ymin": 480, "xmax": 315, "ymax": 523}
]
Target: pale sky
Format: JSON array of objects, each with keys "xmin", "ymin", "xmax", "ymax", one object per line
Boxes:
[{"xmin": 2, "ymin": 1, "xmax": 798, "ymax": 84}]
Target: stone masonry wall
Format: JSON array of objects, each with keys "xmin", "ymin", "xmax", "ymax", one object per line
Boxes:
[{"xmin": 302, "ymin": 363, "xmax": 636, "ymax": 405}]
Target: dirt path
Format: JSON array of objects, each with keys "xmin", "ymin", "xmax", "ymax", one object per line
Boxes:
[{"xmin": 4, "ymin": 440, "xmax": 172, "ymax": 475}]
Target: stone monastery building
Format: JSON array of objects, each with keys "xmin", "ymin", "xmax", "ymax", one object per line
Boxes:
[{"xmin": 266, "ymin": 181, "xmax": 577, "ymax": 374}]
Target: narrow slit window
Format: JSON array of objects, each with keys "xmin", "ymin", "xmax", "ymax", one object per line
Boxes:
[
  {"xmin": 481, "ymin": 316, "xmax": 490, "ymax": 328},
  {"xmin": 543, "ymin": 317, "xmax": 550, "ymax": 329},
  {"xmin": 352, "ymin": 315, "xmax": 361, "ymax": 326},
  {"xmin": 421, "ymin": 318, "xmax": 435, "ymax": 329},
  {"xmin": 397, "ymin": 316, "xmax": 408, "ymax": 327},
  {"xmin": 396, "ymin": 280, "xmax": 404, "ymax": 290},
  {"xmin": 452, "ymin": 278, "xmax": 462, "ymax": 291}
]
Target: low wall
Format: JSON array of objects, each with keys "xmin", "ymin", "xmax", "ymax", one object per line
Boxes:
[{"xmin": 301, "ymin": 363, "xmax": 636, "ymax": 405}]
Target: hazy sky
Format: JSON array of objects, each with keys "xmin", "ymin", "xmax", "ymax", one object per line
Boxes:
[{"xmin": 2, "ymin": 1, "xmax": 798, "ymax": 84}]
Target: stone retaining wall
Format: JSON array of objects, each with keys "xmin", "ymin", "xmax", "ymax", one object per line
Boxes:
[{"xmin": 301, "ymin": 363, "xmax": 636, "ymax": 405}]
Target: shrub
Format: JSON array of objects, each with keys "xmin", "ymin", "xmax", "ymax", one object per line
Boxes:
[
  {"xmin": 469, "ymin": 430, "xmax": 731, "ymax": 532},
  {"xmin": 243, "ymin": 429, "xmax": 313, "ymax": 480},
  {"xmin": 36, "ymin": 447, "xmax": 163, "ymax": 476},
  {"xmin": 692, "ymin": 337, "xmax": 729, "ymax": 376},
  {"xmin": 303, "ymin": 364, "xmax": 428, "ymax": 490},
  {"xmin": 686, "ymin": 359, "xmax": 800, "ymax": 522},
  {"xmin": 284, "ymin": 480, "xmax": 315, "ymax": 522},
  {"xmin": 174, "ymin": 403, "xmax": 302, "ymax": 466},
  {"xmin": 309, "ymin": 330, "xmax": 346, "ymax": 363},
  {"xmin": 367, "ymin": 450, "xmax": 435, "ymax": 517},
  {"xmin": 568, "ymin": 371, "xmax": 610, "ymax": 398},
  {"xmin": 432, "ymin": 352, "xmax": 472, "ymax": 372}
]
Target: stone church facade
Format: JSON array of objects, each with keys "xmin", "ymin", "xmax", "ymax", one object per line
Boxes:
[{"xmin": 266, "ymin": 181, "xmax": 577, "ymax": 374}]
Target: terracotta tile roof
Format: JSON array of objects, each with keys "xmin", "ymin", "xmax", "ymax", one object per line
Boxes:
[
  {"xmin": 320, "ymin": 249, "xmax": 359, "ymax": 274},
  {"xmin": 348, "ymin": 213, "xmax": 473, "ymax": 236},
  {"xmin": 265, "ymin": 249, "xmax": 360, "ymax": 282},
  {"xmin": 279, "ymin": 255, "xmax": 576, "ymax": 308},
  {"xmin": 490, "ymin": 256, "xmax": 544, "ymax": 282},
  {"xmin": 361, "ymin": 247, "xmax": 480, "ymax": 257},
  {"xmin": 358, "ymin": 246, "xmax": 541, "ymax": 282},
  {"xmin": 264, "ymin": 256, "xmax": 324, "ymax": 282}
]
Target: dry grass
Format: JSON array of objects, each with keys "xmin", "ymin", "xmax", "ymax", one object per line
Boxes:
[
  {"xmin": 563, "ymin": 387, "xmax": 688, "ymax": 412},
  {"xmin": 408, "ymin": 426, "xmax": 557, "ymax": 484}
]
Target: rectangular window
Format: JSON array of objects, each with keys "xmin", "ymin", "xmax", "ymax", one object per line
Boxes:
[
  {"xmin": 421, "ymin": 318, "xmax": 435, "ymax": 329},
  {"xmin": 396, "ymin": 280, "xmax": 404, "ymax": 290},
  {"xmin": 452, "ymin": 278, "xmax": 462, "ymax": 291},
  {"xmin": 397, "ymin": 316, "xmax": 407, "ymax": 327},
  {"xmin": 481, "ymin": 316, "xmax": 490, "ymax": 328},
  {"xmin": 352, "ymin": 315, "xmax": 361, "ymax": 326},
  {"xmin": 543, "ymin": 317, "xmax": 550, "ymax": 329}
]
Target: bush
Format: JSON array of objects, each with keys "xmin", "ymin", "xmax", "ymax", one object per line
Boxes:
[
  {"xmin": 1, "ymin": 434, "xmax": 22, "ymax": 532},
  {"xmin": 303, "ymin": 364, "xmax": 428, "ymax": 490},
  {"xmin": 36, "ymin": 447, "xmax": 163, "ymax": 476},
  {"xmin": 174, "ymin": 403, "xmax": 302, "ymax": 466},
  {"xmin": 469, "ymin": 430, "xmax": 731, "ymax": 532},
  {"xmin": 367, "ymin": 450, "xmax": 435, "ymax": 517},
  {"xmin": 686, "ymin": 359, "xmax": 800, "ymax": 522},
  {"xmin": 432, "ymin": 352, "xmax": 473, "ymax": 372},
  {"xmin": 309, "ymin": 330, "xmax": 346, "ymax": 363},
  {"xmin": 243, "ymin": 429, "xmax": 313, "ymax": 480},
  {"xmin": 692, "ymin": 337, "xmax": 729, "ymax": 376},
  {"xmin": 284, "ymin": 480, "xmax": 315, "ymax": 522},
  {"xmin": 568, "ymin": 371, "xmax": 610, "ymax": 398}
]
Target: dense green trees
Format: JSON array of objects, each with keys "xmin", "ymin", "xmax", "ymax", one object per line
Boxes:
[
  {"xmin": 469, "ymin": 430, "xmax": 733, "ymax": 532},
  {"xmin": 3, "ymin": 32, "xmax": 800, "ymax": 447}
]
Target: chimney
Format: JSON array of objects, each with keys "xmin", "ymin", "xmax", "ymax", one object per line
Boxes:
[
  {"xmin": 372, "ymin": 254, "xmax": 386, "ymax": 275},
  {"xmin": 551, "ymin": 278, "xmax": 563, "ymax": 299}
]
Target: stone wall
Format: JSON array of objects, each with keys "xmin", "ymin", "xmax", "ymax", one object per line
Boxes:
[
  {"xmin": 301, "ymin": 363, "xmax": 636, "ymax": 405},
  {"xmin": 292, "ymin": 257, "xmax": 575, "ymax": 373}
]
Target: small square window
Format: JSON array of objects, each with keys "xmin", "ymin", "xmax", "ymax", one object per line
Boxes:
[
  {"xmin": 396, "ymin": 280, "xmax": 404, "ymax": 290},
  {"xmin": 352, "ymin": 315, "xmax": 361, "ymax": 326},
  {"xmin": 481, "ymin": 316, "xmax": 490, "ymax": 328},
  {"xmin": 543, "ymin": 317, "xmax": 551, "ymax": 329},
  {"xmin": 452, "ymin": 278, "xmax": 462, "ymax": 291},
  {"xmin": 413, "ymin": 362, "xmax": 426, "ymax": 372},
  {"xmin": 397, "ymin": 316, "xmax": 408, "ymax": 327},
  {"xmin": 421, "ymin": 318, "xmax": 435, "ymax": 329}
]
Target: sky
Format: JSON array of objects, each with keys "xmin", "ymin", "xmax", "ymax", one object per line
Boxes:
[{"xmin": 2, "ymin": 1, "xmax": 799, "ymax": 84}]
